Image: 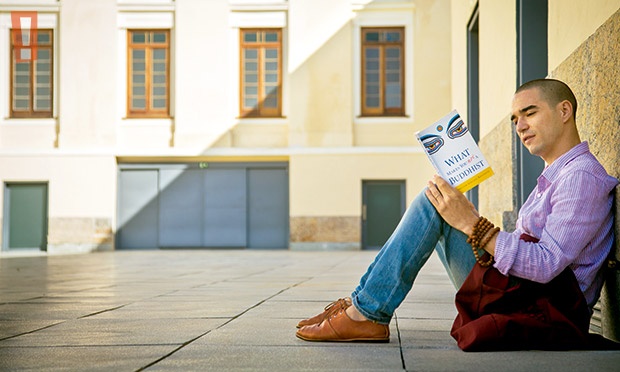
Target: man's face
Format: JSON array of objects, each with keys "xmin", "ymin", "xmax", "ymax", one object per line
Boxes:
[{"xmin": 510, "ymin": 88, "xmax": 564, "ymax": 164}]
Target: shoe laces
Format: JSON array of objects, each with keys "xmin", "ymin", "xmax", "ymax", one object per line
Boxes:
[{"xmin": 323, "ymin": 298, "xmax": 351, "ymax": 318}]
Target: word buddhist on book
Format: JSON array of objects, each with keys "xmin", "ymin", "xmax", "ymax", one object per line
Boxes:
[{"xmin": 416, "ymin": 110, "xmax": 494, "ymax": 193}]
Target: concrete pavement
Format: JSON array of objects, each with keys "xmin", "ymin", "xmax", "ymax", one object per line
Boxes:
[{"xmin": 0, "ymin": 249, "xmax": 619, "ymax": 371}]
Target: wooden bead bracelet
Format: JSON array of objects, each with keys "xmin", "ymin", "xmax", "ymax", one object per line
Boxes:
[{"xmin": 466, "ymin": 216, "xmax": 499, "ymax": 267}]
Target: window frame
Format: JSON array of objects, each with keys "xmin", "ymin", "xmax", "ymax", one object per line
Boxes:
[
  {"xmin": 127, "ymin": 29, "xmax": 171, "ymax": 118},
  {"xmin": 9, "ymin": 28, "xmax": 54, "ymax": 119},
  {"xmin": 239, "ymin": 28, "xmax": 283, "ymax": 118},
  {"xmin": 361, "ymin": 27, "xmax": 405, "ymax": 117}
]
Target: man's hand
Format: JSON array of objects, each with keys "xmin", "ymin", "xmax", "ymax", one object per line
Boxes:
[{"xmin": 425, "ymin": 175, "xmax": 480, "ymax": 236}]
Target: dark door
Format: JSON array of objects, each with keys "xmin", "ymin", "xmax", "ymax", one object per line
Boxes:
[
  {"xmin": 3, "ymin": 183, "xmax": 48, "ymax": 251},
  {"xmin": 362, "ymin": 180, "xmax": 405, "ymax": 250}
]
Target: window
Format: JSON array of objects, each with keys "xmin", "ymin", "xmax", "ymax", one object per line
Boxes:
[
  {"xmin": 127, "ymin": 30, "xmax": 170, "ymax": 118},
  {"xmin": 361, "ymin": 27, "xmax": 404, "ymax": 116},
  {"xmin": 10, "ymin": 29, "xmax": 53, "ymax": 118},
  {"xmin": 240, "ymin": 29, "xmax": 282, "ymax": 118}
]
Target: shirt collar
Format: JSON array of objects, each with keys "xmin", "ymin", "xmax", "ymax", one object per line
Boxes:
[{"xmin": 539, "ymin": 141, "xmax": 589, "ymax": 184}]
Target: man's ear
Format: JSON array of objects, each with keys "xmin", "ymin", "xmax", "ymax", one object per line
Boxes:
[{"xmin": 559, "ymin": 100, "xmax": 573, "ymax": 123}]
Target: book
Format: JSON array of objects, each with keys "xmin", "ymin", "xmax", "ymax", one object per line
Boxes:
[{"xmin": 415, "ymin": 109, "xmax": 494, "ymax": 193}]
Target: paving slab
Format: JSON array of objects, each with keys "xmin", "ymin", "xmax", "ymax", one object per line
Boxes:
[{"xmin": 0, "ymin": 250, "xmax": 618, "ymax": 371}]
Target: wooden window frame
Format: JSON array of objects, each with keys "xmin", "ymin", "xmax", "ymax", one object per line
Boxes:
[
  {"xmin": 239, "ymin": 28, "xmax": 282, "ymax": 118},
  {"xmin": 127, "ymin": 29, "xmax": 170, "ymax": 118},
  {"xmin": 361, "ymin": 27, "xmax": 405, "ymax": 117},
  {"xmin": 10, "ymin": 29, "xmax": 54, "ymax": 119}
]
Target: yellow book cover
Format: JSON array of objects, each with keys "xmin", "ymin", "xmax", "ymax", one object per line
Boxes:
[{"xmin": 415, "ymin": 110, "xmax": 494, "ymax": 193}]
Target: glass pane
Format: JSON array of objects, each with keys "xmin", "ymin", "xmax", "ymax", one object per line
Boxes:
[
  {"xmin": 133, "ymin": 74, "xmax": 145, "ymax": 83},
  {"xmin": 366, "ymin": 97, "xmax": 379, "ymax": 108},
  {"xmin": 132, "ymin": 86, "xmax": 145, "ymax": 96},
  {"xmin": 36, "ymin": 87, "xmax": 50, "ymax": 96},
  {"xmin": 35, "ymin": 62, "xmax": 50, "ymax": 72},
  {"xmin": 367, "ymin": 85, "xmax": 379, "ymax": 95},
  {"xmin": 244, "ymin": 73, "xmax": 257, "ymax": 83},
  {"xmin": 133, "ymin": 49, "xmax": 145, "ymax": 59},
  {"xmin": 244, "ymin": 97, "xmax": 258, "ymax": 108},
  {"xmin": 265, "ymin": 62, "xmax": 278, "ymax": 71},
  {"xmin": 366, "ymin": 60, "xmax": 379, "ymax": 70},
  {"xmin": 365, "ymin": 48, "xmax": 379, "ymax": 59},
  {"xmin": 16, "ymin": 62, "xmax": 29, "ymax": 72},
  {"xmin": 386, "ymin": 72, "xmax": 400, "ymax": 83},
  {"xmin": 152, "ymin": 99, "xmax": 166, "ymax": 108},
  {"xmin": 386, "ymin": 83, "xmax": 401, "ymax": 95},
  {"xmin": 37, "ymin": 75, "xmax": 50, "ymax": 84},
  {"xmin": 132, "ymin": 98, "xmax": 146, "ymax": 109},
  {"xmin": 152, "ymin": 87, "xmax": 166, "ymax": 96},
  {"xmin": 385, "ymin": 32, "xmax": 401, "ymax": 42},
  {"xmin": 265, "ymin": 49, "xmax": 278, "ymax": 59},
  {"xmin": 15, "ymin": 75, "xmax": 30, "ymax": 84},
  {"xmin": 14, "ymin": 99, "xmax": 29, "ymax": 109},
  {"xmin": 37, "ymin": 50, "xmax": 50, "ymax": 59},
  {"xmin": 153, "ymin": 75, "xmax": 166, "ymax": 84},
  {"xmin": 153, "ymin": 49, "xmax": 166, "ymax": 60},
  {"xmin": 153, "ymin": 63, "xmax": 166, "ymax": 72},
  {"xmin": 365, "ymin": 32, "xmax": 380, "ymax": 42},
  {"xmin": 37, "ymin": 32, "xmax": 51, "ymax": 44},
  {"xmin": 19, "ymin": 49, "xmax": 32, "ymax": 60},
  {"xmin": 243, "ymin": 32, "xmax": 258, "ymax": 43},
  {"xmin": 386, "ymin": 48, "xmax": 400, "ymax": 58},
  {"xmin": 245, "ymin": 62, "xmax": 258, "ymax": 71},
  {"xmin": 264, "ymin": 95, "xmax": 277, "ymax": 108},
  {"xmin": 366, "ymin": 73, "xmax": 379, "ymax": 83},
  {"xmin": 15, "ymin": 87, "xmax": 29, "ymax": 96},
  {"xmin": 244, "ymin": 49, "xmax": 258, "ymax": 59},
  {"xmin": 131, "ymin": 32, "xmax": 147, "ymax": 43},
  {"xmin": 265, "ymin": 73, "xmax": 278, "ymax": 83},
  {"xmin": 153, "ymin": 32, "xmax": 167, "ymax": 43},
  {"xmin": 386, "ymin": 61, "xmax": 400, "ymax": 70},
  {"xmin": 264, "ymin": 32, "xmax": 278, "ymax": 42},
  {"xmin": 133, "ymin": 62, "xmax": 146, "ymax": 71},
  {"xmin": 34, "ymin": 99, "xmax": 50, "ymax": 110},
  {"xmin": 245, "ymin": 86, "xmax": 258, "ymax": 95},
  {"xmin": 264, "ymin": 85, "xmax": 277, "ymax": 96},
  {"xmin": 386, "ymin": 96, "xmax": 401, "ymax": 109}
]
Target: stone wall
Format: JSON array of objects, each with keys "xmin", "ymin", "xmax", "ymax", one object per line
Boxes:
[
  {"xmin": 551, "ymin": 7, "xmax": 620, "ymax": 342},
  {"xmin": 480, "ymin": 8, "xmax": 620, "ymax": 341},
  {"xmin": 290, "ymin": 216, "xmax": 360, "ymax": 251}
]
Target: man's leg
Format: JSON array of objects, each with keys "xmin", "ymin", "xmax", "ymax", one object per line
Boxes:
[
  {"xmin": 296, "ymin": 190, "xmax": 475, "ymax": 342},
  {"xmin": 351, "ymin": 191, "xmax": 475, "ymax": 324}
]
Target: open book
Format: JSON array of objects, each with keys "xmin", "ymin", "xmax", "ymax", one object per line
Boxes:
[{"xmin": 415, "ymin": 110, "xmax": 494, "ymax": 193}]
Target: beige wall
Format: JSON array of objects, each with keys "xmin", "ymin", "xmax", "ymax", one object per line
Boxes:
[
  {"xmin": 412, "ymin": 0, "xmax": 453, "ymax": 131},
  {"xmin": 548, "ymin": 0, "xmax": 620, "ymax": 71},
  {"xmin": 288, "ymin": 0, "xmax": 354, "ymax": 148},
  {"xmin": 290, "ymin": 152, "xmax": 433, "ymax": 217},
  {"xmin": 59, "ymin": 0, "xmax": 117, "ymax": 148},
  {"xmin": 478, "ymin": 0, "xmax": 516, "ymax": 138}
]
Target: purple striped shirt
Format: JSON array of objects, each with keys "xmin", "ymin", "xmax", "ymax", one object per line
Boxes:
[{"xmin": 494, "ymin": 142, "xmax": 618, "ymax": 308}]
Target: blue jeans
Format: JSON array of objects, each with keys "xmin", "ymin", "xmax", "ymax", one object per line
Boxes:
[{"xmin": 351, "ymin": 190, "xmax": 476, "ymax": 324}]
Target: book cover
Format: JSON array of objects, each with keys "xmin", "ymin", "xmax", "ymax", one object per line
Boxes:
[{"xmin": 415, "ymin": 110, "xmax": 494, "ymax": 193}]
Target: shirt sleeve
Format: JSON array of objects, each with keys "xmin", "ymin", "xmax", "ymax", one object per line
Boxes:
[{"xmin": 494, "ymin": 170, "xmax": 611, "ymax": 283}]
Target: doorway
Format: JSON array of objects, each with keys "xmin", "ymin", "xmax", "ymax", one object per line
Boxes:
[
  {"xmin": 2, "ymin": 183, "xmax": 48, "ymax": 251},
  {"xmin": 362, "ymin": 180, "xmax": 406, "ymax": 250}
]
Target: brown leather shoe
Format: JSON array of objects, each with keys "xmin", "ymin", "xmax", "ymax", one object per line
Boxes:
[
  {"xmin": 296, "ymin": 306, "xmax": 389, "ymax": 342},
  {"xmin": 296, "ymin": 298, "xmax": 351, "ymax": 328}
]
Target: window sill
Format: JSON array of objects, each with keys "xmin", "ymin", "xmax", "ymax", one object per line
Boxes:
[
  {"xmin": 234, "ymin": 117, "xmax": 288, "ymax": 125},
  {"xmin": 121, "ymin": 117, "xmax": 173, "ymax": 126},
  {"xmin": 1, "ymin": 118, "xmax": 57, "ymax": 126},
  {"xmin": 354, "ymin": 116, "xmax": 413, "ymax": 125}
]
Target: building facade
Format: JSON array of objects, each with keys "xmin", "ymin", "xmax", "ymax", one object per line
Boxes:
[
  {"xmin": 0, "ymin": 0, "xmax": 452, "ymax": 253},
  {"xmin": 1, "ymin": 0, "xmax": 620, "ymax": 340}
]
